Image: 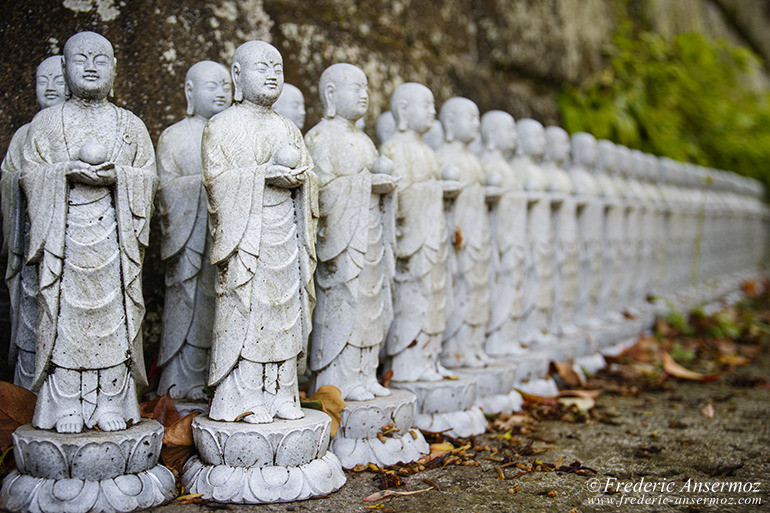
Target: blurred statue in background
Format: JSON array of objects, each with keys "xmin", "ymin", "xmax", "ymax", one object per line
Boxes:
[
  {"xmin": 156, "ymin": 61, "xmax": 232, "ymax": 402},
  {"xmin": 274, "ymin": 82, "xmax": 306, "ymax": 130},
  {"xmin": 2, "ymin": 55, "xmax": 67, "ymax": 390}
]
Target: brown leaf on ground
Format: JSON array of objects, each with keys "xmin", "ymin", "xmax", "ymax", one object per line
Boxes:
[
  {"xmin": 362, "ymin": 486, "xmax": 436, "ymax": 502},
  {"xmin": 163, "ymin": 412, "xmax": 200, "ymax": 446},
  {"xmin": 702, "ymin": 403, "xmax": 715, "ymax": 419},
  {"xmin": 550, "ymin": 361, "xmax": 584, "ymax": 388},
  {"xmin": 139, "ymin": 391, "xmax": 181, "ymax": 428},
  {"xmin": 380, "ymin": 369, "xmax": 394, "ymax": 388},
  {"xmin": 307, "ymin": 385, "xmax": 346, "ymax": 437},
  {"xmin": 517, "ymin": 390, "xmax": 558, "ymax": 406},
  {"xmin": 492, "ymin": 413, "xmax": 535, "ymax": 433},
  {"xmin": 161, "ymin": 443, "xmax": 196, "ymax": 471},
  {"xmin": 616, "ymin": 335, "xmax": 660, "ymax": 364},
  {"xmin": 558, "ymin": 389, "xmax": 601, "ymax": 399},
  {"xmin": 662, "ymin": 353, "xmax": 723, "ymax": 382},
  {"xmin": 0, "ymin": 381, "xmax": 37, "ymax": 448}
]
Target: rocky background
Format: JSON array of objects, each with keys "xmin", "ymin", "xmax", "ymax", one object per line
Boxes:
[{"xmin": 0, "ymin": 0, "xmax": 767, "ymax": 377}]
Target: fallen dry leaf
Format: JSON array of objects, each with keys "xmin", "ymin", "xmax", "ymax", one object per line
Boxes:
[
  {"xmin": 558, "ymin": 397, "xmax": 595, "ymax": 412},
  {"xmin": 161, "ymin": 443, "xmax": 196, "ymax": 471},
  {"xmin": 139, "ymin": 391, "xmax": 181, "ymax": 427},
  {"xmin": 0, "ymin": 381, "xmax": 37, "ymax": 448},
  {"xmin": 662, "ymin": 353, "xmax": 723, "ymax": 382},
  {"xmin": 516, "ymin": 390, "xmax": 558, "ymax": 406},
  {"xmin": 362, "ymin": 486, "xmax": 435, "ymax": 502},
  {"xmin": 163, "ymin": 412, "xmax": 200, "ymax": 446},
  {"xmin": 304, "ymin": 385, "xmax": 346, "ymax": 437},
  {"xmin": 702, "ymin": 403, "xmax": 715, "ymax": 419},
  {"xmin": 380, "ymin": 369, "xmax": 394, "ymax": 388},
  {"xmin": 558, "ymin": 389, "xmax": 601, "ymax": 400},
  {"xmin": 550, "ymin": 361, "xmax": 585, "ymax": 388}
]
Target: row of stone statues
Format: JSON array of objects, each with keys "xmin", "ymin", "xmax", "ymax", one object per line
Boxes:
[{"xmin": 0, "ymin": 32, "xmax": 767, "ymax": 513}]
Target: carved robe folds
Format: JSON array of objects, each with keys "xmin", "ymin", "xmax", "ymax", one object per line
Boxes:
[
  {"xmin": 305, "ymin": 118, "xmax": 395, "ymax": 397},
  {"xmin": 202, "ymin": 103, "xmax": 317, "ymax": 421},
  {"xmin": 21, "ymin": 103, "xmax": 156, "ymax": 429}
]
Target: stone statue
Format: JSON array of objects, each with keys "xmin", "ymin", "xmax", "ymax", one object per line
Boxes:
[
  {"xmin": 2, "ymin": 55, "xmax": 67, "ymax": 390},
  {"xmin": 0, "ymin": 32, "xmax": 175, "ymax": 513},
  {"xmin": 375, "ymin": 110, "xmax": 395, "ymax": 146},
  {"xmin": 435, "ymin": 97, "xmax": 492, "ymax": 369},
  {"xmin": 422, "ymin": 119, "xmax": 444, "ymax": 150},
  {"xmin": 543, "ymin": 126, "xmax": 583, "ymax": 359},
  {"xmin": 199, "ymin": 41, "xmax": 315, "ymax": 425},
  {"xmin": 182, "ymin": 41, "xmax": 345, "ymax": 504},
  {"xmin": 479, "ymin": 111, "xmax": 526, "ymax": 359},
  {"xmin": 511, "ymin": 119, "xmax": 556, "ymax": 355},
  {"xmin": 23, "ymin": 32, "xmax": 156, "ymax": 434},
  {"xmin": 155, "ymin": 61, "xmax": 232, "ymax": 403},
  {"xmin": 568, "ymin": 132, "xmax": 602, "ymax": 333},
  {"xmin": 380, "ymin": 84, "xmax": 485, "ymax": 436},
  {"xmin": 274, "ymin": 82, "xmax": 306, "ymax": 130},
  {"xmin": 435, "ymin": 99, "xmax": 520, "ymax": 413},
  {"xmin": 304, "ymin": 63, "xmax": 396, "ymax": 401},
  {"xmin": 304, "ymin": 64, "xmax": 428, "ymax": 469}
]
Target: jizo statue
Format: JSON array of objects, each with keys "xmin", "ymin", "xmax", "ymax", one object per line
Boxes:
[
  {"xmin": 2, "ymin": 55, "xmax": 67, "ymax": 390},
  {"xmin": 478, "ymin": 111, "xmax": 527, "ymax": 358},
  {"xmin": 155, "ymin": 61, "xmax": 232, "ymax": 402},
  {"xmin": 380, "ymin": 83, "xmax": 459, "ymax": 382},
  {"xmin": 304, "ymin": 63, "xmax": 397, "ymax": 400},
  {"xmin": 201, "ymin": 40, "xmax": 317, "ymax": 424},
  {"xmin": 21, "ymin": 32, "xmax": 157, "ymax": 433},
  {"xmin": 375, "ymin": 110, "xmax": 396, "ymax": 146},
  {"xmin": 274, "ymin": 82, "xmax": 306, "ymax": 130},
  {"xmin": 435, "ymin": 97, "xmax": 493, "ymax": 369}
]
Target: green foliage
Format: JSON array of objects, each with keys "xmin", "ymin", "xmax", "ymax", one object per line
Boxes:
[{"xmin": 558, "ymin": 27, "xmax": 770, "ymax": 192}]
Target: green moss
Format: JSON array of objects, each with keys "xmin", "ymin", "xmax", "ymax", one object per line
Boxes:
[{"xmin": 558, "ymin": 14, "xmax": 770, "ymax": 194}]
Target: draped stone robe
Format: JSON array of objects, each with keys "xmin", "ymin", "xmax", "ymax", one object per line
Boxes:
[
  {"xmin": 21, "ymin": 101, "xmax": 156, "ymax": 428},
  {"xmin": 381, "ymin": 132, "xmax": 449, "ymax": 382},
  {"xmin": 480, "ymin": 150, "xmax": 526, "ymax": 358},
  {"xmin": 437, "ymin": 142, "xmax": 491, "ymax": 368},
  {"xmin": 201, "ymin": 102, "xmax": 316, "ymax": 388},
  {"xmin": 1, "ymin": 123, "xmax": 38, "ymax": 389},
  {"xmin": 155, "ymin": 117, "xmax": 216, "ymax": 399},
  {"xmin": 304, "ymin": 117, "xmax": 395, "ymax": 392}
]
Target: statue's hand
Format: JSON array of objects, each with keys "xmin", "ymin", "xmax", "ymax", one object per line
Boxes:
[
  {"xmin": 66, "ymin": 161, "xmax": 116, "ymax": 186},
  {"xmin": 442, "ymin": 179, "xmax": 462, "ymax": 199},
  {"xmin": 371, "ymin": 173, "xmax": 397, "ymax": 194},
  {"xmin": 266, "ymin": 164, "xmax": 306, "ymax": 188}
]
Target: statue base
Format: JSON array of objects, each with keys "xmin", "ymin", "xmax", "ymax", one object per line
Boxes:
[
  {"xmin": 452, "ymin": 362, "xmax": 519, "ymax": 414},
  {"xmin": 181, "ymin": 410, "xmax": 345, "ymax": 503},
  {"xmin": 512, "ymin": 351, "xmax": 551, "ymax": 382},
  {"xmin": 330, "ymin": 390, "xmax": 429, "ymax": 468},
  {"xmin": 515, "ymin": 378, "xmax": 559, "ymax": 397},
  {"xmin": 574, "ymin": 353, "xmax": 607, "ymax": 376},
  {"xmin": 0, "ymin": 421, "xmax": 175, "ymax": 513},
  {"xmin": 390, "ymin": 377, "xmax": 487, "ymax": 437}
]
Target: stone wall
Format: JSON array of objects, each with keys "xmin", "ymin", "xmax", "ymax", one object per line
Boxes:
[{"xmin": 0, "ymin": 0, "xmax": 766, "ymax": 376}]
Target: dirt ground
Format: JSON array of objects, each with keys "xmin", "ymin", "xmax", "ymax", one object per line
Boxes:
[{"xmin": 150, "ymin": 341, "xmax": 770, "ymax": 512}]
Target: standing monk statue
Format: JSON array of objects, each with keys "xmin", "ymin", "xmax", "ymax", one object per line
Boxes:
[
  {"xmin": 202, "ymin": 41, "xmax": 317, "ymax": 424},
  {"xmin": 156, "ymin": 61, "xmax": 232, "ymax": 402},
  {"xmin": 305, "ymin": 63, "xmax": 396, "ymax": 400},
  {"xmin": 21, "ymin": 32, "xmax": 157, "ymax": 434},
  {"xmin": 2, "ymin": 55, "xmax": 67, "ymax": 390}
]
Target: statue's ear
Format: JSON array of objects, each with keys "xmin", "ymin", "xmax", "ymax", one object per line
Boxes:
[
  {"xmin": 185, "ymin": 80, "xmax": 194, "ymax": 116},
  {"xmin": 61, "ymin": 57, "xmax": 70, "ymax": 98},
  {"xmin": 110, "ymin": 57, "xmax": 117, "ymax": 98},
  {"xmin": 444, "ymin": 112, "xmax": 455, "ymax": 142},
  {"xmin": 323, "ymin": 82, "xmax": 336, "ymax": 118},
  {"xmin": 232, "ymin": 62, "xmax": 242, "ymax": 102},
  {"xmin": 396, "ymin": 100, "xmax": 408, "ymax": 132}
]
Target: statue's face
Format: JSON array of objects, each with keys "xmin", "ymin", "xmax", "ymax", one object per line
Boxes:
[
  {"xmin": 405, "ymin": 88, "xmax": 435, "ymax": 134},
  {"xmin": 573, "ymin": 137, "xmax": 596, "ymax": 166},
  {"xmin": 545, "ymin": 130, "xmax": 569, "ymax": 162},
  {"xmin": 236, "ymin": 47, "xmax": 283, "ymax": 106},
  {"xmin": 275, "ymin": 86, "xmax": 305, "ymax": 129},
  {"xmin": 190, "ymin": 64, "xmax": 232, "ymax": 120},
  {"xmin": 36, "ymin": 56, "xmax": 66, "ymax": 108},
  {"xmin": 63, "ymin": 35, "xmax": 115, "ymax": 101},
  {"xmin": 487, "ymin": 116, "xmax": 515, "ymax": 153},
  {"xmin": 333, "ymin": 69, "xmax": 368, "ymax": 122},
  {"xmin": 597, "ymin": 143, "xmax": 616, "ymax": 171},
  {"xmin": 451, "ymin": 103, "xmax": 480, "ymax": 144},
  {"xmin": 519, "ymin": 123, "xmax": 545, "ymax": 157}
]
